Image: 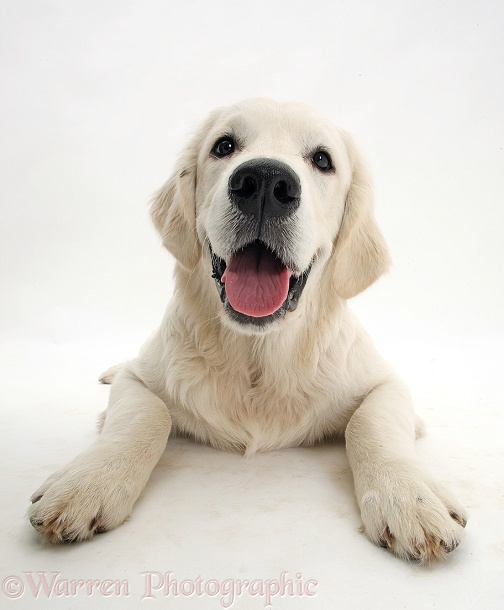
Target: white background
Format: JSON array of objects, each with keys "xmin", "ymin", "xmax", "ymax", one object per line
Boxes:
[{"xmin": 1, "ymin": 1, "xmax": 503, "ymax": 608}]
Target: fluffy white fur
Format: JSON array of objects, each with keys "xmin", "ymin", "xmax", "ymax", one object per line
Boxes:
[{"xmin": 29, "ymin": 98, "xmax": 467, "ymax": 561}]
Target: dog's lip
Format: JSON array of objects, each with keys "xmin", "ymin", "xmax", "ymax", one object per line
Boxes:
[{"xmin": 210, "ymin": 241, "xmax": 312, "ymax": 323}]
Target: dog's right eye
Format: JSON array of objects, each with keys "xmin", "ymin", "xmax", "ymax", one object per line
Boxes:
[{"xmin": 211, "ymin": 137, "xmax": 235, "ymax": 158}]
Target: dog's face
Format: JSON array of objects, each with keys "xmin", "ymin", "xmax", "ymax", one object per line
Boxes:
[{"xmin": 151, "ymin": 98, "xmax": 390, "ymax": 333}]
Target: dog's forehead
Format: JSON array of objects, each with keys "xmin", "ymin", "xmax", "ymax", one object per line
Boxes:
[{"xmin": 209, "ymin": 99, "xmax": 340, "ymax": 153}]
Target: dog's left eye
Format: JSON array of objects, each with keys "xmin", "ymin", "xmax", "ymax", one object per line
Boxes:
[
  {"xmin": 312, "ymin": 150, "xmax": 333, "ymax": 171},
  {"xmin": 212, "ymin": 137, "xmax": 235, "ymax": 158}
]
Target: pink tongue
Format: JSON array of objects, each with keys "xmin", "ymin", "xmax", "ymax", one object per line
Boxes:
[{"xmin": 222, "ymin": 244, "xmax": 291, "ymax": 317}]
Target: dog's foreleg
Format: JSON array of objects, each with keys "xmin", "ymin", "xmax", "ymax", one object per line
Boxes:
[
  {"xmin": 345, "ymin": 379, "xmax": 467, "ymax": 562},
  {"xmin": 29, "ymin": 368, "xmax": 171, "ymax": 542}
]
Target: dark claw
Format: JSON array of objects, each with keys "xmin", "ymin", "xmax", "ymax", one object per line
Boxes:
[
  {"xmin": 450, "ymin": 512, "xmax": 467, "ymax": 528},
  {"xmin": 89, "ymin": 512, "xmax": 108, "ymax": 534},
  {"xmin": 31, "ymin": 495, "xmax": 43, "ymax": 504},
  {"xmin": 379, "ymin": 526, "xmax": 394, "ymax": 549},
  {"xmin": 443, "ymin": 539, "xmax": 460, "ymax": 553}
]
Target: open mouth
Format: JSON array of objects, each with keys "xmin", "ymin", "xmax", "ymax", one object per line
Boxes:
[{"xmin": 211, "ymin": 240, "xmax": 311, "ymax": 327}]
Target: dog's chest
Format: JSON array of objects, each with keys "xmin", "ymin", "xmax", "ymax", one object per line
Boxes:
[{"xmin": 165, "ymin": 347, "xmax": 351, "ymax": 454}]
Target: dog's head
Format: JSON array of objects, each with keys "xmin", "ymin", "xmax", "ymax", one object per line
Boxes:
[{"xmin": 151, "ymin": 98, "xmax": 390, "ymax": 333}]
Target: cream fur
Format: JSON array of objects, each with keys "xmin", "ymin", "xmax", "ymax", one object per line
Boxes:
[{"xmin": 29, "ymin": 98, "xmax": 466, "ymax": 561}]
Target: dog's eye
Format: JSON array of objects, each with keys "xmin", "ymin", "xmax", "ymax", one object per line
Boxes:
[
  {"xmin": 312, "ymin": 150, "xmax": 332, "ymax": 171},
  {"xmin": 212, "ymin": 137, "xmax": 235, "ymax": 158}
]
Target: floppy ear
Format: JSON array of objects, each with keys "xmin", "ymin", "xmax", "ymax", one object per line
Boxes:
[
  {"xmin": 150, "ymin": 138, "xmax": 201, "ymax": 269},
  {"xmin": 332, "ymin": 134, "xmax": 391, "ymax": 299},
  {"xmin": 151, "ymin": 109, "xmax": 222, "ymax": 269}
]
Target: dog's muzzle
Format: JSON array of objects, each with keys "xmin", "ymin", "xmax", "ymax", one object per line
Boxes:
[{"xmin": 208, "ymin": 158, "xmax": 311, "ymax": 329}]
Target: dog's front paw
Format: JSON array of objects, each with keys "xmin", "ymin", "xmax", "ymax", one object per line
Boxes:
[
  {"xmin": 357, "ymin": 462, "xmax": 467, "ymax": 562},
  {"xmin": 28, "ymin": 449, "xmax": 138, "ymax": 543}
]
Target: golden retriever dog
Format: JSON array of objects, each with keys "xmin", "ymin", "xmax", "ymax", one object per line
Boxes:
[{"xmin": 29, "ymin": 98, "xmax": 467, "ymax": 561}]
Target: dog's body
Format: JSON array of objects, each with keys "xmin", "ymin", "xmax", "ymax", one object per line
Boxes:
[{"xmin": 29, "ymin": 98, "xmax": 467, "ymax": 561}]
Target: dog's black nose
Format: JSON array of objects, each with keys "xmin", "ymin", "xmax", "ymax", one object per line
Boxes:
[{"xmin": 228, "ymin": 159, "xmax": 301, "ymax": 220}]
